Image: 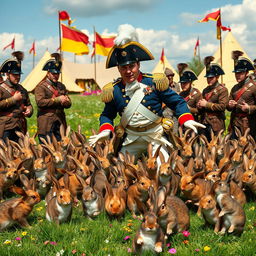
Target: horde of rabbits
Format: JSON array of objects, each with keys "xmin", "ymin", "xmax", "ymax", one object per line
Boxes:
[{"xmin": 0, "ymin": 125, "xmax": 255, "ymax": 254}]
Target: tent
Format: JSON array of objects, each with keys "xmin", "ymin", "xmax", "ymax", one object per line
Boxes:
[
  {"xmin": 22, "ymin": 51, "xmax": 120, "ymax": 92},
  {"xmin": 152, "ymin": 56, "xmax": 179, "ymax": 82},
  {"xmin": 194, "ymin": 32, "xmax": 252, "ymax": 92},
  {"xmin": 22, "ymin": 51, "xmax": 83, "ymax": 92}
]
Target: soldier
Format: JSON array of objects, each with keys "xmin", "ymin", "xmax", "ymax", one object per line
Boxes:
[
  {"xmin": 197, "ymin": 56, "xmax": 228, "ymax": 141},
  {"xmin": 0, "ymin": 51, "xmax": 33, "ymax": 142},
  {"xmin": 227, "ymin": 51, "xmax": 256, "ymax": 139},
  {"xmin": 89, "ymin": 24, "xmax": 204, "ymax": 160},
  {"xmin": 164, "ymin": 67, "xmax": 180, "ymax": 93},
  {"xmin": 34, "ymin": 53, "xmax": 71, "ymax": 143},
  {"xmin": 178, "ymin": 63, "xmax": 202, "ymax": 122}
]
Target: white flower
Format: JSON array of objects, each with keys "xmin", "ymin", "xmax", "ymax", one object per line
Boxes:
[
  {"xmin": 56, "ymin": 249, "xmax": 65, "ymax": 256},
  {"xmin": 105, "ymin": 239, "xmax": 109, "ymax": 243}
]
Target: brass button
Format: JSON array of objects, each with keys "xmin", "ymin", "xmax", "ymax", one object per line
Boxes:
[
  {"xmin": 126, "ymin": 100, "xmax": 129, "ymax": 103},
  {"xmin": 142, "ymin": 99, "xmax": 146, "ymax": 103},
  {"xmin": 122, "ymin": 89, "xmax": 125, "ymax": 92},
  {"xmin": 147, "ymin": 106, "xmax": 151, "ymax": 110},
  {"xmin": 153, "ymin": 110, "xmax": 156, "ymax": 113},
  {"xmin": 123, "ymin": 95, "xmax": 126, "ymax": 98}
]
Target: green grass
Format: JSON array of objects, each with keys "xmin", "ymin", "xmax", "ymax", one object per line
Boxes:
[{"xmin": 0, "ymin": 94, "xmax": 256, "ymax": 256}]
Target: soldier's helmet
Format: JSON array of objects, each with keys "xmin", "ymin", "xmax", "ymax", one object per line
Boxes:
[
  {"xmin": 106, "ymin": 24, "xmax": 154, "ymax": 69},
  {"xmin": 0, "ymin": 51, "xmax": 24, "ymax": 74},
  {"xmin": 43, "ymin": 53, "xmax": 62, "ymax": 73},
  {"xmin": 232, "ymin": 50, "xmax": 254, "ymax": 73},
  {"xmin": 204, "ymin": 56, "xmax": 224, "ymax": 77},
  {"xmin": 177, "ymin": 63, "xmax": 197, "ymax": 83}
]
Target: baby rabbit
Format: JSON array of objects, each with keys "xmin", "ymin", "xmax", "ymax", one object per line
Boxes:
[{"xmin": 0, "ymin": 174, "xmax": 40, "ymax": 231}]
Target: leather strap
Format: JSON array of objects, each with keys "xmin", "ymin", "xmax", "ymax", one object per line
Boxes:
[{"xmin": 234, "ymin": 82, "xmax": 253, "ymax": 102}]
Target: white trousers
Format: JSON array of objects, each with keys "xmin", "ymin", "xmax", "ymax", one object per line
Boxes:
[{"xmin": 120, "ymin": 136, "xmax": 170, "ymax": 165}]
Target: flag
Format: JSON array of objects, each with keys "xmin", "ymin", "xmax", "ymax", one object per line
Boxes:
[
  {"xmin": 29, "ymin": 41, "xmax": 36, "ymax": 56},
  {"xmin": 94, "ymin": 32, "xmax": 115, "ymax": 56},
  {"xmin": 216, "ymin": 14, "xmax": 222, "ymax": 40},
  {"xmin": 61, "ymin": 24, "xmax": 89, "ymax": 54},
  {"xmin": 59, "ymin": 11, "xmax": 70, "ymax": 21},
  {"xmin": 194, "ymin": 38, "xmax": 200, "ymax": 57},
  {"xmin": 199, "ymin": 9, "xmax": 220, "ymax": 22},
  {"xmin": 3, "ymin": 37, "xmax": 15, "ymax": 51},
  {"xmin": 221, "ymin": 25, "xmax": 231, "ymax": 32},
  {"xmin": 160, "ymin": 48, "xmax": 165, "ymax": 63}
]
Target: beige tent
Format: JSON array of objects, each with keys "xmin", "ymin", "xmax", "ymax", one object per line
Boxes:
[
  {"xmin": 22, "ymin": 51, "xmax": 83, "ymax": 92},
  {"xmin": 194, "ymin": 32, "xmax": 252, "ymax": 92},
  {"xmin": 22, "ymin": 51, "xmax": 120, "ymax": 92},
  {"xmin": 152, "ymin": 56, "xmax": 179, "ymax": 82}
]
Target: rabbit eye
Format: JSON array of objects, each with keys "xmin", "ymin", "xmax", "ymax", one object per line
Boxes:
[
  {"xmin": 31, "ymin": 195, "xmax": 36, "ymax": 199},
  {"xmin": 248, "ymin": 175, "xmax": 252, "ymax": 178},
  {"xmin": 208, "ymin": 200, "xmax": 211, "ymax": 203},
  {"xmin": 212, "ymin": 174, "xmax": 216, "ymax": 177},
  {"xmin": 161, "ymin": 205, "xmax": 165, "ymax": 209},
  {"xmin": 141, "ymin": 182, "xmax": 145, "ymax": 186},
  {"xmin": 60, "ymin": 195, "xmax": 63, "ymax": 199}
]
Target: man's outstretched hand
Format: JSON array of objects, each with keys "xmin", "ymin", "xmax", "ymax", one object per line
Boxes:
[
  {"xmin": 184, "ymin": 120, "xmax": 206, "ymax": 134},
  {"xmin": 88, "ymin": 130, "xmax": 111, "ymax": 146}
]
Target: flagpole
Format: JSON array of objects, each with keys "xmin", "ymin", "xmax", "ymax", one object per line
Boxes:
[
  {"xmin": 32, "ymin": 40, "xmax": 35, "ymax": 69},
  {"xmin": 58, "ymin": 11, "xmax": 63, "ymax": 83},
  {"xmin": 219, "ymin": 9, "xmax": 223, "ymax": 84},
  {"xmin": 198, "ymin": 37, "xmax": 201, "ymax": 62},
  {"xmin": 93, "ymin": 26, "xmax": 97, "ymax": 82}
]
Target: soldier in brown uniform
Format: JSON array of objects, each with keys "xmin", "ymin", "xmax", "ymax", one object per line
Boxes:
[
  {"xmin": 197, "ymin": 56, "xmax": 228, "ymax": 141},
  {"xmin": 164, "ymin": 67, "xmax": 181, "ymax": 93},
  {"xmin": 0, "ymin": 52, "xmax": 33, "ymax": 142},
  {"xmin": 227, "ymin": 51, "xmax": 256, "ymax": 139},
  {"xmin": 34, "ymin": 53, "xmax": 71, "ymax": 143},
  {"xmin": 178, "ymin": 63, "xmax": 202, "ymax": 122}
]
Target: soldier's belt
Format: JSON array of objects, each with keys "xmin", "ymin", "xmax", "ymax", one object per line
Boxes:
[{"xmin": 126, "ymin": 118, "xmax": 162, "ymax": 132}]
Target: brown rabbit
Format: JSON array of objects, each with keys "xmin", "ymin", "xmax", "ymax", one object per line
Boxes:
[
  {"xmin": 198, "ymin": 194, "xmax": 220, "ymax": 233},
  {"xmin": 132, "ymin": 187, "xmax": 165, "ymax": 254},
  {"xmin": 242, "ymin": 154, "xmax": 256, "ymax": 195},
  {"xmin": 204, "ymin": 146, "xmax": 218, "ymax": 173},
  {"xmin": 194, "ymin": 143, "xmax": 204, "ymax": 172},
  {"xmin": 157, "ymin": 186, "xmax": 190, "ymax": 236},
  {"xmin": 213, "ymin": 178, "xmax": 246, "ymax": 235},
  {"xmin": 0, "ymin": 174, "xmax": 40, "ymax": 231},
  {"xmin": 76, "ymin": 173, "xmax": 104, "ymax": 219},
  {"xmin": 46, "ymin": 173, "xmax": 73, "ymax": 224}
]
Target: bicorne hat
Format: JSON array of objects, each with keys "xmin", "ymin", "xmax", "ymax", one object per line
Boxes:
[
  {"xmin": 204, "ymin": 56, "xmax": 224, "ymax": 77},
  {"xmin": 43, "ymin": 53, "xmax": 62, "ymax": 73},
  {"xmin": 106, "ymin": 24, "xmax": 154, "ymax": 69},
  {"xmin": 232, "ymin": 50, "xmax": 254, "ymax": 73},
  {"xmin": 177, "ymin": 63, "xmax": 197, "ymax": 83},
  {"xmin": 0, "ymin": 51, "xmax": 24, "ymax": 74}
]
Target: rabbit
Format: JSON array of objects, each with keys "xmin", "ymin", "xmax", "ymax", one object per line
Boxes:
[
  {"xmin": 204, "ymin": 146, "xmax": 218, "ymax": 173},
  {"xmin": 132, "ymin": 187, "xmax": 165, "ymax": 254},
  {"xmin": 198, "ymin": 194, "xmax": 221, "ymax": 233},
  {"xmin": 127, "ymin": 161, "xmax": 152, "ymax": 217},
  {"xmin": 213, "ymin": 175, "xmax": 246, "ymax": 235},
  {"xmin": 76, "ymin": 172, "xmax": 104, "ymax": 219},
  {"xmin": 194, "ymin": 143, "xmax": 204, "ymax": 172},
  {"xmin": 46, "ymin": 173, "xmax": 73, "ymax": 224},
  {"xmin": 156, "ymin": 186, "xmax": 190, "ymax": 236},
  {"xmin": 242, "ymin": 154, "xmax": 256, "ymax": 195},
  {"xmin": 0, "ymin": 174, "xmax": 40, "ymax": 231}
]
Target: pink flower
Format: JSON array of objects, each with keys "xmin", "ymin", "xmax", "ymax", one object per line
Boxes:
[
  {"xmin": 15, "ymin": 237, "xmax": 22, "ymax": 241},
  {"xmin": 123, "ymin": 236, "xmax": 130, "ymax": 241},
  {"xmin": 71, "ymin": 249, "xmax": 77, "ymax": 254},
  {"xmin": 195, "ymin": 248, "xmax": 200, "ymax": 252},
  {"xmin": 50, "ymin": 241, "xmax": 57, "ymax": 245},
  {"xmin": 127, "ymin": 248, "xmax": 132, "ymax": 253},
  {"xmin": 168, "ymin": 248, "xmax": 177, "ymax": 254},
  {"xmin": 166, "ymin": 243, "xmax": 171, "ymax": 247},
  {"xmin": 44, "ymin": 241, "xmax": 49, "ymax": 245},
  {"xmin": 182, "ymin": 230, "xmax": 191, "ymax": 237}
]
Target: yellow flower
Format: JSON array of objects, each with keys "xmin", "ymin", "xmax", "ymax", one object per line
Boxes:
[
  {"xmin": 22, "ymin": 231, "xmax": 28, "ymax": 236},
  {"xmin": 249, "ymin": 206, "xmax": 255, "ymax": 211},
  {"xmin": 128, "ymin": 219, "xmax": 133, "ymax": 222},
  {"xmin": 3, "ymin": 240, "xmax": 11, "ymax": 245},
  {"xmin": 80, "ymin": 227, "xmax": 87, "ymax": 231},
  {"xmin": 93, "ymin": 113, "xmax": 100, "ymax": 118},
  {"xmin": 36, "ymin": 206, "xmax": 43, "ymax": 212},
  {"xmin": 204, "ymin": 246, "xmax": 211, "ymax": 252},
  {"xmin": 30, "ymin": 236, "xmax": 36, "ymax": 241}
]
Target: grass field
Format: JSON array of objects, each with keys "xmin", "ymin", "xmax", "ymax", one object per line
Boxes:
[{"xmin": 0, "ymin": 94, "xmax": 256, "ymax": 256}]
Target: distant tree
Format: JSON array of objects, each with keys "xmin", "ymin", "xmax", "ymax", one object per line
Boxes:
[{"xmin": 187, "ymin": 56, "xmax": 204, "ymax": 76}]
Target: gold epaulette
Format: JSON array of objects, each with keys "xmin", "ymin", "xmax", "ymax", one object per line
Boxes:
[
  {"xmin": 101, "ymin": 82, "xmax": 114, "ymax": 103},
  {"xmin": 153, "ymin": 73, "xmax": 169, "ymax": 91}
]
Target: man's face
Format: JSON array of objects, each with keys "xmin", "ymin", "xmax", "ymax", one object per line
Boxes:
[
  {"xmin": 7, "ymin": 73, "xmax": 20, "ymax": 85},
  {"xmin": 207, "ymin": 76, "xmax": 219, "ymax": 86},
  {"xmin": 47, "ymin": 72, "xmax": 60, "ymax": 83},
  {"xmin": 118, "ymin": 62, "xmax": 140, "ymax": 84},
  {"xmin": 235, "ymin": 71, "xmax": 248, "ymax": 83},
  {"xmin": 181, "ymin": 81, "xmax": 191, "ymax": 92},
  {"xmin": 167, "ymin": 75, "xmax": 174, "ymax": 85}
]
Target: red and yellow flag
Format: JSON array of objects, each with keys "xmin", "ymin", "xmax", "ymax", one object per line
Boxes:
[
  {"xmin": 3, "ymin": 38, "xmax": 15, "ymax": 51},
  {"xmin": 199, "ymin": 10, "xmax": 220, "ymax": 22},
  {"xmin": 59, "ymin": 11, "xmax": 70, "ymax": 21},
  {"xmin": 61, "ymin": 24, "xmax": 89, "ymax": 54},
  {"xmin": 29, "ymin": 41, "xmax": 36, "ymax": 56},
  {"xmin": 94, "ymin": 32, "xmax": 115, "ymax": 56},
  {"xmin": 160, "ymin": 48, "xmax": 165, "ymax": 63},
  {"xmin": 194, "ymin": 38, "xmax": 200, "ymax": 57}
]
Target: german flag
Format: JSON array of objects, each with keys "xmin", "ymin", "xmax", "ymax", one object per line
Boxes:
[
  {"xmin": 94, "ymin": 32, "xmax": 115, "ymax": 56},
  {"xmin": 61, "ymin": 24, "xmax": 89, "ymax": 54}
]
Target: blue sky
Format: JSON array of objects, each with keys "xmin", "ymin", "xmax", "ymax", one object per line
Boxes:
[{"xmin": 0, "ymin": 0, "xmax": 255, "ymax": 78}]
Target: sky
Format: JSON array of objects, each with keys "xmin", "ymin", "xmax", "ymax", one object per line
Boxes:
[{"xmin": 1, "ymin": 0, "xmax": 256, "ymax": 80}]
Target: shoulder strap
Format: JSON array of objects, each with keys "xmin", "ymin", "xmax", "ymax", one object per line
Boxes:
[
  {"xmin": 43, "ymin": 80, "xmax": 59, "ymax": 98},
  {"xmin": 0, "ymin": 82, "xmax": 16, "ymax": 96},
  {"xmin": 234, "ymin": 80, "xmax": 254, "ymax": 102}
]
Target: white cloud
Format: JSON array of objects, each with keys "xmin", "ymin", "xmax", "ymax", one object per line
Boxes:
[{"xmin": 45, "ymin": 0, "xmax": 161, "ymax": 17}]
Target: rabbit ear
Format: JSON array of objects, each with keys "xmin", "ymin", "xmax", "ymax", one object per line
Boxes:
[
  {"xmin": 20, "ymin": 174, "xmax": 30, "ymax": 189},
  {"xmin": 187, "ymin": 158, "xmax": 194, "ymax": 175},
  {"xmin": 243, "ymin": 154, "xmax": 249, "ymax": 172},
  {"xmin": 76, "ymin": 173, "xmax": 86, "ymax": 187},
  {"xmin": 147, "ymin": 143, "xmax": 153, "ymax": 158},
  {"xmin": 158, "ymin": 151, "xmax": 166, "ymax": 164},
  {"xmin": 153, "ymin": 145, "xmax": 162, "ymax": 159},
  {"xmin": 234, "ymin": 127, "xmax": 242, "ymax": 138},
  {"xmin": 63, "ymin": 173, "xmax": 70, "ymax": 189},
  {"xmin": 148, "ymin": 186, "xmax": 157, "ymax": 213},
  {"xmin": 192, "ymin": 171, "xmax": 205, "ymax": 181},
  {"xmin": 10, "ymin": 186, "xmax": 26, "ymax": 196},
  {"xmin": 156, "ymin": 186, "xmax": 167, "ymax": 209},
  {"xmin": 176, "ymin": 160, "xmax": 186, "ymax": 176},
  {"xmin": 105, "ymin": 181, "xmax": 113, "ymax": 197}
]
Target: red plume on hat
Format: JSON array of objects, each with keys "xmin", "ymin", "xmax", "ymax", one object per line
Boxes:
[
  {"xmin": 12, "ymin": 51, "xmax": 24, "ymax": 63},
  {"xmin": 177, "ymin": 63, "xmax": 188, "ymax": 76}
]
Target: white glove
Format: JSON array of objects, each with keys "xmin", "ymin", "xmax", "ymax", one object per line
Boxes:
[
  {"xmin": 183, "ymin": 120, "xmax": 206, "ymax": 134},
  {"xmin": 88, "ymin": 130, "xmax": 111, "ymax": 146}
]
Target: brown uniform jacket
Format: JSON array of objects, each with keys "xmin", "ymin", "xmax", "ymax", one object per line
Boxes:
[
  {"xmin": 34, "ymin": 78, "xmax": 71, "ymax": 135},
  {"xmin": 227, "ymin": 77, "xmax": 256, "ymax": 137},
  {"xmin": 200, "ymin": 82, "xmax": 228, "ymax": 132},
  {"xmin": 0, "ymin": 80, "xmax": 33, "ymax": 137},
  {"xmin": 179, "ymin": 87, "xmax": 202, "ymax": 120}
]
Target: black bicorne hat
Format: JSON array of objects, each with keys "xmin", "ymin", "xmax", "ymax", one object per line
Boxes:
[
  {"xmin": 204, "ymin": 56, "xmax": 224, "ymax": 77},
  {"xmin": 0, "ymin": 51, "xmax": 24, "ymax": 74},
  {"xmin": 177, "ymin": 63, "xmax": 197, "ymax": 83},
  {"xmin": 232, "ymin": 50, "xmax": 254, "ymax": 73},
  {"xmin": 43, "ymin": 53, "xmax": 62, "ymax": 73}
]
